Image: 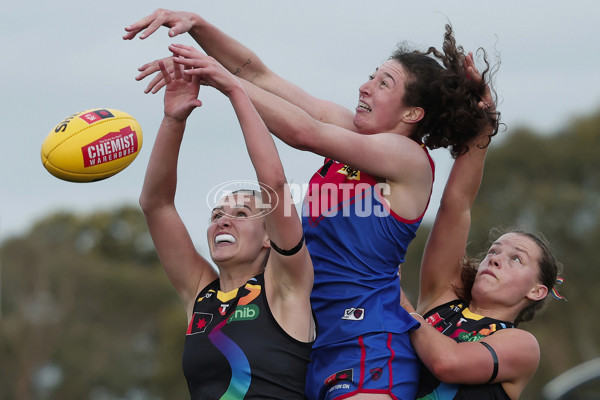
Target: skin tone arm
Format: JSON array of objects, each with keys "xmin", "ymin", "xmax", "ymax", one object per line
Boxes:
[
  {"xmin": 138, "ymin": 61, "xmax": 215, "ymax": 322},
  {"xmin": 416, "ymin": 52, "xmax": 495, "ymax": 313},
  {"xmin": 123, "ymin": 9, "xmax": 355, "ymax": 129},
  {"xmin": 172, "ymin": 54, "xmax": 314, "ymax": 341},
  {"xmin": 172, "ymin": 44, "xmax": 433, "ymax": 220},
  {"xmin": 400, "ymin": 54, "xmax": 539, "ymax": 399},
  {"xmin": 401, "ymin": 299, "xmax": 539, "ymax": 399}
]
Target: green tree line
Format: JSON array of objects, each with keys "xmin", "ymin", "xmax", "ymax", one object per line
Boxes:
[{"xmin": 1, "ymin": 109, "xmax": 599, "ymax": 399}]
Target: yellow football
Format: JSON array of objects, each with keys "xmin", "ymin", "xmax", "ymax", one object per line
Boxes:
[{"xmin": 41, "ymin": 108, "xmax": 143, "ymax": 182}]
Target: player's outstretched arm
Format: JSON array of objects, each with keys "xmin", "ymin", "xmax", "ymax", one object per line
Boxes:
[
  {"xmin": 124, "ymin": 8, "xmax": 355, "ymax": 130},
  {"xmin": 417, "ymin": 52, "xmax": 497, "ymax": 313},
  {"xmin": 139, "ymin": 60, "xmax": 215, "ymax": 319},
  {"xmin": 173, "ymin": 46, "xmax": 314, "ymax": 340}
]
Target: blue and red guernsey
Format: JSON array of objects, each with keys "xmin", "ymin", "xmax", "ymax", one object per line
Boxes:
[{"xmin": 302, "ymin": 154, "xmax": 433, "ymax": 349}]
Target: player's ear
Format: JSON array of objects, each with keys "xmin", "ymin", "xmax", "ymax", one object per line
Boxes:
[
  {"xmin": 401, "ymin": 106, "xmax": 424, "ymax": 124},
  {"xmin": 526, "ymin": 283, "xmax": 548, "ymax": 302}
]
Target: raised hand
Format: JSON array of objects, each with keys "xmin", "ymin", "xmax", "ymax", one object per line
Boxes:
[
  {"xmin": 159, "ymin": 60, "xmax": 203, "ymax": 122},
  {"xmin": 123, "ymin": 9, "xmax": 198, "ymax": 40},
  {"xmin": 170, "ymin": 44, "xmax": 242, "ymax": 97},
  {"xmin": 464, "ymin": 52, "xmax": 495, "ymax": 112},
  {"xmin": 136, "ymin": 57, "xmax": 174, "ymax": 94}
]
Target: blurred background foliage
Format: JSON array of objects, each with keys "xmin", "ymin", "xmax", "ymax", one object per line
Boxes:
[
  {"xmin": 1, "ymin": 109, "xmax": 599, "ymax": 399},
  {"xmin": 0, "ymin": 207, "xmax": 188, "ymax": 400}
]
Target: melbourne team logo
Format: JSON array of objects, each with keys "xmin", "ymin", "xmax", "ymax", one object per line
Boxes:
[
  {"xmin": 206, "ymin": 180, "xmax": 279, "ymax": 220},
  {"xmin": 342, "ymin": 307, "xmax": 365, "ymax": 321}
]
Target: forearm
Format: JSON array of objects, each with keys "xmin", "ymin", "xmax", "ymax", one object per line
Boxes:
[
  {"xmin": 188, "ymin": 16, "xmax": 267, "ymax": 83},
  {"xmin": 188, "ymin": 17, "xmax": 354, "ymax": 127},
  {"xmin": 240, "ymin": 79, "xmax": 319, "ymax": 152},
  {"xmin": 417, "ymin": 134, "xmax": 488, "ymax": 309},
  {"xmin": 228, "ymin": 86, "xmax": 287, "ymax": 189},
  {"xmin": 139, "ymin": 117, "xmax": 186, "ymax": 213},
  {"xmin": 409, "ymin": 314, "xmax": 465, "ymax": 380},
  {"xmin": 229, "ymin": 84, "xmax": 303, "ymax": 254},
  {"xmin": 440, "ymin": 131, "xmax": 490, "ymax": 212}
]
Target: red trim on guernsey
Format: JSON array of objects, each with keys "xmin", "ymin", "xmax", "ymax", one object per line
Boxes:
[
  {"xmin": 332, "ymin": 335, "xmax": 398, "ymax": 400},
  {"xmin": 373, "ymin": 143, "xmax": 435, "ymax": 224},
  {"xmin": 387, "ymin": 333, "xmax": 397, "ymax": 399}
]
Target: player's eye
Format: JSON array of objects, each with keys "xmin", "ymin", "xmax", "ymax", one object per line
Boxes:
[{"xmin": 210, "ymin": 211, "xmax": 224, "ymax": 222}]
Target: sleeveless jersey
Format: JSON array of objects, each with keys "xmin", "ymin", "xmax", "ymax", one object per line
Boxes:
[
  {"xmin": 417, "ymin": 300, "xmax": 515, "ymax": 400},
  {"xmin": 302, "ymin": 153, "xmax": 433, "ymax": 349},
  {"xmin": 182, "ymin": 273, "xmax": 313, "ymax": 399}
]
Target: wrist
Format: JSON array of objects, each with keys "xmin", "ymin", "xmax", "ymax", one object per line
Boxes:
[
  {"xmin": 189, "ymin": 13, "xmax": 208, "ymax": 38},
  {"xmin": 163, "ymin": 115, "xmax": 187, "ymax": 126},
  {"xmin": 190, "ymin": 13, "xmax": 203, "ymax": 29},
  {"xmin": 409, "ymin": 312, "xmax": 424, "ymax": 320}
]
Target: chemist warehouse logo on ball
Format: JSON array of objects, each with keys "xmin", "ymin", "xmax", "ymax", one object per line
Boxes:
[{"xmin": 81, "ymin": 126, "xmax": 139, "ymax": 168}]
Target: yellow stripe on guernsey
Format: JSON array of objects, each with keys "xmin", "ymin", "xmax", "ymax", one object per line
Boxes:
[
  {"xmin": 216, "ymin": 289, "xmax": 239, "ymax": 303},
  {"xmin": 462, "ymin": 307, "xmax": 485, "ymax": 321},
  {"xmin": 462, "ymin": 307, "xmax": 500, "ymax": 337},
  {"xmin": 197, "ymin": 283, "xmax": 261, "ymax": 304}
]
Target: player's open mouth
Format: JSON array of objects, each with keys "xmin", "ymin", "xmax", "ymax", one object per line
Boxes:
[
  {"xmin": 357, "ymin": 101, "xmax": 372, "ymax": 112},
  {"xmin": 215, "ymin": 234, "xmax": 236, "ymax": 244}
]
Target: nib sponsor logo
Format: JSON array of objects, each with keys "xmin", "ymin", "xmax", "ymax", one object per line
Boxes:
[{"xmin": 227, "ymin": 305, "xmax": 259, "ymax": 323}]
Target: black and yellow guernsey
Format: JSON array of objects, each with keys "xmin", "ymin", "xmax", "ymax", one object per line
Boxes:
[
  {"xmin": 182, "ymin": 273, "xmax": 313, "ymax": 400},
  {"xmin": 416, "ymin": 300, "xmax": 514, "ymax": 400}
]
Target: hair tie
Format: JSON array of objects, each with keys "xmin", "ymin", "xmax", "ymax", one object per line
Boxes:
[{"xmin": 550, "ymin": 276, "xmax": 567, "ymax": 301}]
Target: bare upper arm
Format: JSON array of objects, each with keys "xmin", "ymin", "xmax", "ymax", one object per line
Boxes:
[
  {"xmin": 434, "ymin": 328, "xmax": 540, "ymax": 391},
  {"xmin": 304, "ymin": 126, "xmax": 433, "ymax": 218},
  {"xmin": 261, "ymin": 183, "xmax": 314, "ymax": 343},
  {"xmin": 144, "ymin": 205, "xmax": 218, "ymax": 316},
  {"xmin": 416, "ymin": 204, "xmax": 470, "ymax": 313},
  {"xmin": 252, "ymin": 70, "xmax": 356, "ymax": 130}
]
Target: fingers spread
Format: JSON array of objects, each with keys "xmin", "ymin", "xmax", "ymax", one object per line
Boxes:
[{"xmin": 158, "ymin": 61, "xmax": 172, "ymax": 84}]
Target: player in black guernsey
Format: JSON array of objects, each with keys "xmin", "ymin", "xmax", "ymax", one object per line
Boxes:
[
  {"xmin": 183, "ymin": 273, "xmax": 311, "ymax": 398},
  {"xmin": 140, "ymin": 55, "xmax": 314, "ymax": 398},
  {"xmin": 401, "ymin": 61, "xmax": 565, "ymax": 400}
]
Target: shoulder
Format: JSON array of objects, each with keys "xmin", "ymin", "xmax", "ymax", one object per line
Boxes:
[
  {"xmin": 383, "ymin": 134, "xmax": 432, "ymax": 173},
  {"xmin": 490, "ymin": 327, "xmax": 540, "ymax": 351}
]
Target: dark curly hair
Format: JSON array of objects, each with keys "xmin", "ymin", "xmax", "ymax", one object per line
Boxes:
[
  {"xmin": 455, "ymin": 228, "xmax": 564, "ymax": 326},
  {"xmin": 389, "ymin": 24, "xmax": 500, "ymax": 158}
]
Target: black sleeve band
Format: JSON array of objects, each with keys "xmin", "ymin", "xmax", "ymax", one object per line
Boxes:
[
  {"xmin": 270, "ymin": 234, "xmax": 304, "ymax": 256},
  {"xmin": 480, "ymin": 341, "xmax": 499, "ymax": 383}
]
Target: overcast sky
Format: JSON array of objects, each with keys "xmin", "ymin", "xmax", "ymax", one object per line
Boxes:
[{"xmin": 2, "ymin": 1, "xmax": 599, "ymax": 255}]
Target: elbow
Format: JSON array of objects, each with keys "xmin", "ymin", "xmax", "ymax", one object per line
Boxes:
[
  {"xmin": 426, "ymin": 355, "xmax": 463, "ymax": 383},
  {"xmin": 271, "ymin": 169, "xmax": 288, "ymax": 190},
  {"xmin": 288, "ymin": 119, "xmax": 324, "ymax": 153},
  {"xmin": 260, "ymin": 168, "xmax": 287, "ymax": 195},
  {"xmin": 139, "ymin": 190, "xmax": 166, "ymax": 217},
  {"xmin": 281, "ymin": 126, "xmax": 308, "ymax": 150},
  {"xmin": 138, "ymin": 192, "xmax": 152, "ymax": 216}
]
